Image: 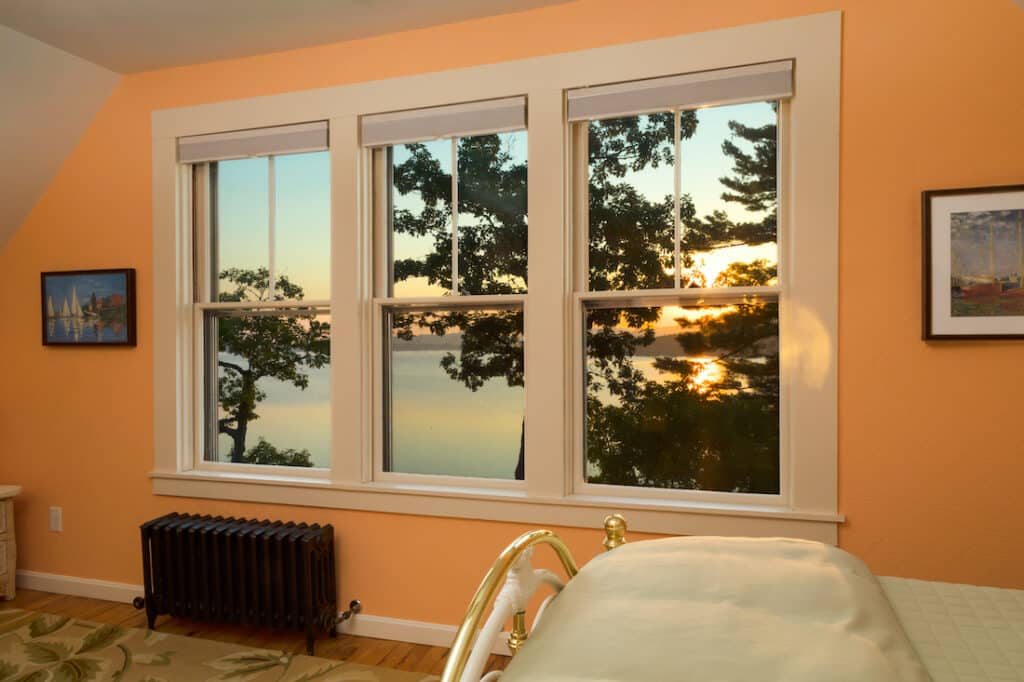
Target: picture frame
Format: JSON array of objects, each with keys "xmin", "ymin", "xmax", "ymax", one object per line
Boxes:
[
  {"xmin": 41, "ymin": 268, "xmax": 137, "ymax": 346},
  {"xmin": 923, "ymin": 184, "xmax": 1024, "ymax": 340}
]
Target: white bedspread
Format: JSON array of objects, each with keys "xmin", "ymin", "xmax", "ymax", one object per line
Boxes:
[
  {"xmin": 881, "ymin": 577, "xmax": 1024, "ymax": 681},
  {"xmin": 498, "ymin": 536, "xmax": 931, "ymax": 682}
]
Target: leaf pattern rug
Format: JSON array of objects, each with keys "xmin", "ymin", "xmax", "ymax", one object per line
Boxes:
[{"xmin": 0, "ymin": 609, "xmax": 440, "ymax": 681}]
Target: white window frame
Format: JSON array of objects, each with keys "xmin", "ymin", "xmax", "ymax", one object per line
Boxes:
[{"xmin": 152, "ymin": 11, "xmax": 842, "ymax": 541}]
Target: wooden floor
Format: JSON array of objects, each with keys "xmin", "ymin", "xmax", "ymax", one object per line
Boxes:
[{"xmin": 0, "ymin": 589, "xmax": 510, "ymax": 676}]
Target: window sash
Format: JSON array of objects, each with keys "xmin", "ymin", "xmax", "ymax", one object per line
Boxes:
[
  {"xmin": 375, "ymin": 136, "xmax": 528, "ymax": 299},
  {"xmin": 577, "ymin": 100, "xmax": 785, "ymax": 295},
  {"xmin": 371, "ymin": 299, "xmax": 526, "ymax": 489},
  {"xmin": 572, "ymin": 291, "xmax": 786, "ymax": 505}
]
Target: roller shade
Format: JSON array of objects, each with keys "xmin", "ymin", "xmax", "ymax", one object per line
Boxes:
[
  {"xmin": 178, "ymin": 121, "xmax": 328, "ymax": 163},
  {"xmin": 361, "ymin": 96, "xmax": 526, "ymax": 147},
  {"xmin": 567, "ymin": 60, "xmax": 793, "ymax": 122}
]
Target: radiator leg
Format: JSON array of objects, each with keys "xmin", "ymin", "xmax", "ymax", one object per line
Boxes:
[{"xmin": 306, "ymin": 630, "xmax": 315, "ymax": 656}]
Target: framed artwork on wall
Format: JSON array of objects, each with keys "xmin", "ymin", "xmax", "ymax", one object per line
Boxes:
[
  {"xmin": 41, "ymin": 268, "xmax": 137, "ymax": 346},
  {"xmin": 923, "ymin": 185, "xmax": 1024, "ymax": 340}
]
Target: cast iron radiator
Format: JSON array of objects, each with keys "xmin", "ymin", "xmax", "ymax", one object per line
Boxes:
[{"xmin": 138, "ymin": 513, "xmax": 337, "ymax": 654}]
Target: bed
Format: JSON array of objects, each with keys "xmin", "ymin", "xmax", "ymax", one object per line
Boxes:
[{"xmin": 440, "ymin": 516, "xmax": 1024, "ymax": 682}]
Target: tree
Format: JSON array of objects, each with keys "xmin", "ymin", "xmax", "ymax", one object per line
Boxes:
[
  {"xmin": 242, "ymin": 438, "xmax": 314, "ymax": 467},
  {"xmin": 216, "ymin": 267, "xmax": 330, "ymax": 466}
]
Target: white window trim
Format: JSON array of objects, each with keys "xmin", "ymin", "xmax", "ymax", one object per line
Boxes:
[{"xmin": 152, "ymin": 11, "xmax": 842, "ymax": 542}]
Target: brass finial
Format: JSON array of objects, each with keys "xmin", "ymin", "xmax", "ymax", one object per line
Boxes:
[
  {"xmin": 507, "ymin": 611, "xmax": 528, "ymax": 655},
  {"xmin": 603, "ymin": 514, "xmax": 627, "ymax": 551}
]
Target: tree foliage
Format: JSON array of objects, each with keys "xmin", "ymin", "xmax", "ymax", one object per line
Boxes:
[
  {"xmin": 216, "ymin": 267, "xmax": 330, "ymax": 466},
  {"xmin": 242, "ymin": 438, "xmax": 314, "ymax": 467}
]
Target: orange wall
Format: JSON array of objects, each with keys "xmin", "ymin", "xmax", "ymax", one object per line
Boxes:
[{"xmin": 2, "ymin": 0, "xmax": 1023, "ymax": 625}]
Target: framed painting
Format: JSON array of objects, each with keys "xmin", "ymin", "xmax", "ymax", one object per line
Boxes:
[
  {"xmin": 923, "ymin": 185, "xmax": 1024, "ymax": 340},
  {"xmin": 41, "ymin": 268, "xmax": 137, "ymax": 346}
]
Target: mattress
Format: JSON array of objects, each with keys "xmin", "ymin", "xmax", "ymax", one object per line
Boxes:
[{"xmin": 882, "ymin": 577, "xmax": 1024, "ymax": 682}]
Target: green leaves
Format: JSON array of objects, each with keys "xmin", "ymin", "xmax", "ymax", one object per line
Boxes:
[
  {"xmin": 52, "ymin": 656, "xmax": 102, "ymax": 682},
  {"xmin": 29, "ymin": 615, "xmax": 69, "ymax": 639},
  {"xmin": 205, "ymin": 650, "xmax": 289, "ymax": 679},
  {"xmin": 77, "ymin": 624, "xmax": 125, "ymax": 654},
  {"xmin": 24, "ymin": 640, "xmax": 72, "ymax": 664}
]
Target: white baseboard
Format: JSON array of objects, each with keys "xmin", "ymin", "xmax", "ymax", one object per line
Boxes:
[
  {"xmin": 339, "ymin": 613, "xmax": 510, "ymax": 656},
  {"xmin": 16, "ymin": 570, "xmax": 509, "ymax": 656},
  {"xmin": 17, "ymin": 570, "xmax": 142, "ymax": 604}
]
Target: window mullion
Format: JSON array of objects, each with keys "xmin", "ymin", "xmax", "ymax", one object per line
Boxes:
[
  {"xmin": 268, "ymin": 155, "xmax": 277, "ymax": 301},
  {"xmin": 673, "ymin": 109, "xmax": 682, "ymax": 289},
  {"xmin": 523, "ymin": 87, "xmax": 568, "ymax": 499},
  {"xmin": 451, "ymin": 137, "xmax": 459, "ymax": 295}
]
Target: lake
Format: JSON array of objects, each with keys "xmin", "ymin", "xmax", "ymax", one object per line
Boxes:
[{"xmin": 214, "ymin": 350, "xmax": 523, "ymax": 478}]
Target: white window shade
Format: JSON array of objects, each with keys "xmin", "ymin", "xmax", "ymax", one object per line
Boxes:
[
  {"xmin": 361, "ymin": 96, "xmax": 526, "ymax": 147},
  {"xmin": 177, "ymin": 121, "xmax": 328, "ymax": 163},
  {"xmin": 567, "ymin": 60, "xmax": 793, "ymax": 122}
]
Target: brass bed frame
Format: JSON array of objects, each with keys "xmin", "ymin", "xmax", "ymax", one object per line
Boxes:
[{"xmin": 440, "ymin": 515, "xmax": 627, "ymax": 682}]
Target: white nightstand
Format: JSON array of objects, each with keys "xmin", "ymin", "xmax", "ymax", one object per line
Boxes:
[{"xmin": 0, "ymin": 486, "xmax": 21, "ymax": 600}]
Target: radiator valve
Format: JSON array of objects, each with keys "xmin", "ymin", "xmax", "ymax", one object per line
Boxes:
[{"xmin": 337, "ymin": 599, "xmax": 362, "ymax": 624}]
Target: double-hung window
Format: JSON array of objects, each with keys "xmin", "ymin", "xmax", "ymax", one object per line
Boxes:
[
  {"xmin": 571, "ymin": 62, "xmax": 791, "ymax": 501},
  {"xmin": 182, "ymin": 122, "xmax": 332, "ymax": 472},
  {"xmin": 153, "ymin": 13, "xmax": 840, "ymax": 539},
  {"xmin": 363, "ymin": 98, "xmax": 529, "ymax": 483}
]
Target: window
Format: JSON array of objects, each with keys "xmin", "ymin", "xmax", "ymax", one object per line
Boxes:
[
  {"xmin": 572, "ymin": 63, "xmax": 790, "ymax": 497},
  {"xmin": 153, "ymin": 14, "xmax": 841, "ymax": 539},
  {"xmin": 365, "ymin": 99, "xmax": 528, "ymax": 481},
  {"xmin": 187, "ymin": 123, "xmax": 332, "ymax": 470}
]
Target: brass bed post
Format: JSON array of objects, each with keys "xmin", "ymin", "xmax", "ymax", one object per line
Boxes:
[
  {"xmin": 441, "ymin": 516, "xmax": 627, "ymax": 682},
  {"xmin": 603, "ymin": 514, "xmax": 627, "ymax": 550},
  {"xmin": 440, "ymin": 530, "xmax": 579, "ymax": 682}
]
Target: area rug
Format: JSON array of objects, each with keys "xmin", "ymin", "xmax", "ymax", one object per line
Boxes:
[{"xmin": 0, "ymin": 609, "xmax": 439, "ymax": 681}]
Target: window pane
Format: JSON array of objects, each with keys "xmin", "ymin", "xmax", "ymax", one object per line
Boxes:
[
  {"xmin": 274, "ymin": 152, "xmax": 331, "ymax": 300},
  {"xmin": 680, "ymin": 101, "xmax": 778, "ymax": 287},
  {"xmin": 385, "ymin": 308, "xmax": 524, "ymax": 479},
  {"xmin": 391, "ymin": 140, "xmax": 452, "ymax": 297},
  {"xmin": 588, "ymin": 113, "xmax": 675, "ymax": 291},
  {"xmin": 584, "ymin": 299, "xmax": 779, "ymax": 493},
  {"xmin": 457, "ymin": 131, "xmax": 528, "ymax": 294},
  {"xmin": 214, "ymin": 157, "xmax": 269, "ymax": 301},
  {"xmin": 206, "ymin": 310, "xmax": 331, "ymax": 468}
]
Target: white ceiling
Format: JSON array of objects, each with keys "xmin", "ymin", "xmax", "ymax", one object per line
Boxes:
[{"xmin": 0, "ymin": 0, "xmax": 575, "ymax": 74}]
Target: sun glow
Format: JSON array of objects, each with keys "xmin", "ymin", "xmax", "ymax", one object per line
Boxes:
[{"xmin": 687, "ymin": 356, "xmax": 724, "ymax": 393}]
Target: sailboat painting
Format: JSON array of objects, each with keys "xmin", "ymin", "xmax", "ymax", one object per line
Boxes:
[
  {"xmin": 41, "ymin": 268, "xmax": 136, "ymax": 346},
  {"xmin": 924, "ymin": 185, "xmax": 1024, "ymax": 339}
]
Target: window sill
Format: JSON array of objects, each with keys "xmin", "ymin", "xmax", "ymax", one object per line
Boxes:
[{"xmin": 151, "ymin": 469, "xmax": 843, "ymax": 543}]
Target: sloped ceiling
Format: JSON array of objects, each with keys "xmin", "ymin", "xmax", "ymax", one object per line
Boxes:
[
  {"xmin": 0, "ymin": 26, "xmax": 119, "ymax": 251},
  {"xmin": 0, "ymin": 1, "xmax": 574, "ymax": 251},
  {"xmin": 0, "ymin": 0, "xmax": 575, "ymax": 74}
]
